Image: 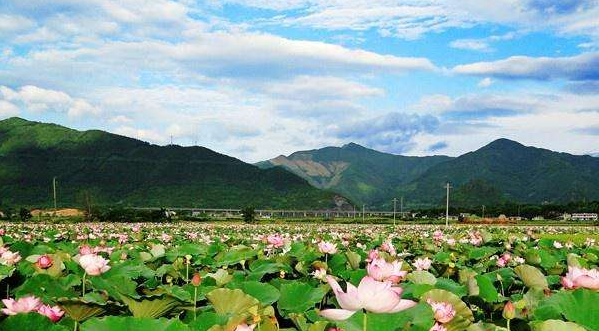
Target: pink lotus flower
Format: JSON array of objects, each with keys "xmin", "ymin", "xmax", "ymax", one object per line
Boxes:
[
  {"xmin": 79, "ymin": 245, "xmax": 93, "ymax": 255},
  {"xmin": 427, "ymin": 299, "xmax": 456, "ymax": 323},
  {"xmin": 235, "ymin": 323, "xmax": 256, "ymax": 331},
  {"xmin": 1, "ymin": 251, "xmax": 21, "ymax": 266},
  {"xmin": 429, "ymin": 323, "xmax": 448, "ymax": 331},
  {"xmin": 78, "ymin": 254, "xmax": 111, "ymax": 276},
  {"xmin": 2, "ymin": 296, "xmax": 41, "ymax": 315},
  {"xmin": 381, "ymin": 241, "xmax": 397, "ymax": 256},
  {"xmin": 366, "ymin": 249, "xmax": 379, "ymax": 262},
  {"xmin": 38, "ymin": 304, "xmax": 64, "ymax": 322},
  {"xmin": 319, "ymin": 276, "xmax": 416, "ymax": 320},
  {"xmin": 267, "ymin": 234, "xmax": 285, "ymax": 248},
  {"xmin": 318, "ymin": 241, "xmax": 337, "ymax": 254},
  {"xmin": 561, "ymin": 266, "xmax": 599, "ymax": 290},
  {"xmin": 36, "ymin": 255, "xmax": 53, "ymax": 269},
  {"xmin": 413, "ymin": 257, "xmax": 432, "ymax": 271},
  {"xmin": 433, "ymin": 230, "xmax": 444, "ymax": 241},
  {"xmin": 366, "ymin": 258, "xmax": 407, "ymax": 283}
]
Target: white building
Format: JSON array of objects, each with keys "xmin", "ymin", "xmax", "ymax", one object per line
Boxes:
[{"xmin": 571, "ymin": 213, "xmax": 598, "ymax": 221}]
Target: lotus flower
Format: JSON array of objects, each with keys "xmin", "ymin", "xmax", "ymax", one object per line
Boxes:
[
  {"xmin": 413, "ymin": 257, "xmax": 432, "ymax": 271},
  {"xmin": 78, "ymin": 254, "xmax": 111, "ymax": 276},
  {"xmin": 36, "ymin": 255, "xmax": 53, "ymax": 269},
  {"xmin": 2, "ymin": 296, "xmax": 42, "ymax": 315},
  {"xmin": 38, "ymin": 304, "xmax": 64, "ymax": 322},
  {"xmin": 267, "ymin": 234, "xmax": 285, "ymax": 248},
  {"xmin": 79, "ymin": 245, "xmax": 93, "ymax": 255},
  {"xmin": 427, "ymin": 299, "xmax": 456, "ymax": 323},
  {"xmin": 319, "ymin": 276, "xmax": 416, "ymax": 320},
  {"xmin": 318, "ymin": 241, "xmax": 337, "ymax": 254},
  {"xmin": 0, "ymin": 251, "xmax": 21, "ymax": 266},
  {"xmin": 235, "ymin": 323, "xmax": 256, "ymax": 331},
  {"xmin": 366, "ymin": 258, "xmax": 407, "ymax": 283},
  {"xmin": 561, "ymin": 266, "xmax": 599, "ymax": 290},
  {"xmin": 430, "ymin": 323, "xmax": 448, "ymax": 331}
]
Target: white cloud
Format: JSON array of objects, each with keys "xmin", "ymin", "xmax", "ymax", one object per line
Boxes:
[
  {"xmin": 0, "ymin": 100, "xmax": 20, "ymax": 119},
  {"xmin": 0, "ymin": 85, "xmax": 101, "ymax": 118},
  {"xmin": 450, "ymin": 39, "xmax": 492, "ymax": 52},
  {"xmin": 453, "ymin": 52, "xmax": 599, "ymax": 81},
  {"xmin": 478, "ymin": 77, "xmax": 493, "ymax": 87},
  {"xmin": 224, "ymin": 0, "xmax": 599, "ymax": 40}
]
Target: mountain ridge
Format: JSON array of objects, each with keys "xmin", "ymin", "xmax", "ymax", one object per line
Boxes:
[
  {"xmin": 0, "ymin": 117, "xmax": 344, "ymax": 209},
  {"xmin": 259, "ymin": 138, "xmax": 599, "ymax": 208}
]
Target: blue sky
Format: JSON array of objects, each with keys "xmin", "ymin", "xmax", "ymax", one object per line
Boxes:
[{"xmin": 0, "ymin": 0, "xmax": 598, "ymax": 161}]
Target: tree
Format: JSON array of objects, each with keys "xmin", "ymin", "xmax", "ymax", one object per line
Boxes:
[
  {"xmin": 241, "ymin": 206, "xmax": 256, "ymax": 223},
  {"xmin": 19, "ymin": 208, "xmax": 32, "ymax": 222}
]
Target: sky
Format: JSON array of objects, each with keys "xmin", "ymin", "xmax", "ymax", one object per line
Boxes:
[{"xmin": 0, "ymin": 0, "xmax": 598, "ymax": 162}]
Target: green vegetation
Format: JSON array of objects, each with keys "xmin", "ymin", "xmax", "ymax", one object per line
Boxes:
[
  {"xmin": 257, "ymin": 142, "xmax": 451, "ymax": 207},
  {"xmin": 0, "ymin": 118, "xmax": 341, "ymax": 209},
  {"xmin": 260, "ymin": 139, "xmax": 599, "ymax": 208}
]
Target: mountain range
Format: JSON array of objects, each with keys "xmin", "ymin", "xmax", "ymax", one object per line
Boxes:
[
  {"xmin": 0, "ymin": 117, "xmax": 342, "ymax": 209},
  {"xmin": 2, "ymin": 117, "xmax": 598, "ymax": 210},
  {"xmin": 258, "ymin": 139, "xmax": 599, "ymax": 208}
]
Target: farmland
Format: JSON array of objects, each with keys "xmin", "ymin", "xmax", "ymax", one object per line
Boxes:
[{"xmin": 0, "ymin": 222, "xmax": 597, "ymax": 331}]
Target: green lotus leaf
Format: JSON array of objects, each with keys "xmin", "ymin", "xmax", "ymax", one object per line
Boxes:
[
  {"xmin": 206, "ymin": 288, "xmax": 260, "ymax": 316},
  {"xmin": 534, "ymin": 289, "xmax": 599, "ymax": 331},
  {"xmin": 0, "ymin": 312, "xmax": 69, "ymax": 331},
  {"xmin": 278, "ymin": 281, "xmax": 326, "ymax": 315},
  {"xmin": 474, "ymin": 275, "xmax": 499, "ymax": 302},
  {"xmin": 345, "ymin": 251, "xmax": 361, "ymax": 270},
  {"xmin": 227, "ymin": 281, "xmax": 280, "ymax": 305},
  {"xmin": 15, "ymin": 274, "xmax": 77, "ymax": 303},
  {"xmin": 81, "ymin": 316, "xmax": 190, "ymax": 331},
  {"xmin": 514, "ymin": 265, "xmax": 549, "ymax": 290},
  {"xmin": 336, "ymin": 303, "xmax": 435, "ymax": 331},
  {"xmin": 408, "ymin": 271, "xmax": 437, "ymax": 285},
  {"xmin": 530, "ymin": 320, "xmax": 587, "ymax": 331},
  {"xmin": 120, "ymin": 295, "xmax": 181, "ymax": 318},
  {"xmin": 206, "ymin": 269, "xmax": 233, "ymax": 287},
  {"xmin": 57, "ymin": 298, "xmax": 107, "ymax": 322}
]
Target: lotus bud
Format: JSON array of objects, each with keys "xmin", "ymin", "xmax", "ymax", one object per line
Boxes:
[
  {"xmin": 191, "ymin": 273, "xmax": 201, "ymax": 286},
  {"xmin": 503, "ymin": 301, "xmax": 515, "ymax": 320},
  {"xmin": 36, "ymin": 255, "xmax": 53, "ymax": 269}
]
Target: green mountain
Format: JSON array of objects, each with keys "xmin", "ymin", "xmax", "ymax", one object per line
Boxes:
[
  {"xmin": 404, "ymin": 138, "xmax": 599, "ymax": 206},
  {"xmin": 260, "ymin": 139, "xmax": 599, "ymax": 208},
  {"xmin": 256, "ymin": 143, "xmax": 452, "ymax": 207},
  {"xmin": 0, "ymin": 117, "xmax": 344, "ymax": 209}
]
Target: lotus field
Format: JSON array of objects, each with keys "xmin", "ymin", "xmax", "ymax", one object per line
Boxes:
[{"xmin": 0, "ymin": 223, "xmax": 597, "ymax": 331}]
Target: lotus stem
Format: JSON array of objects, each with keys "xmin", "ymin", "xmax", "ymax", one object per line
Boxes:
[
  {"xmin": 506, "ymin": 319, "xmax": 511, "ymax": 331},
  {"xmin": 193, "ymin": 286, "xmax": 198, "ymax": 320},
  {"xmin": 82, "ymin": 272, "xmax": 87, "ymax": 296},
  {"xmin": 74, "ymin": 321, "xmax": 78, "ymax": 331},
  {"xmin": 363, "ymin": 312, "xmax": 367, "ymax": 331}
]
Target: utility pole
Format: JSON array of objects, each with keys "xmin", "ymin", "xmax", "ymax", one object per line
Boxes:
[
  {"xmin": 170, "ymin": 135, "xmax": 173, "ymax": 145},
  {"xmin": 53, "ymin": 177, "xmax": 57, "ymax": 212},
  {"xmin": 400, "ymin": 196, "xmax": 404, "ymax": 219},
  {"xmin": 393, "ymin": 198, "xmax": 397, "ymax": 226},
  {"xmin": 353, "ymin": 205, "xmax": 356, "ymax": 219},
  {"xmin": 362, "ymin": 204, "xmax": 365, "ymax": 223},
  {"xmin": 482, "ymin": 205, "xmax": 486, "ymax": 218},
  {"xmin": 445, "ymin": 183, "xmax": 451, "ymax": 227}
]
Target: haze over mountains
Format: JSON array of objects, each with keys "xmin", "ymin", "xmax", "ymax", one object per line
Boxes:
[
  {"xmin": 0, "ymin": 118, "xmax": 340, "ymax": 209},
  {"xmin": 2, "ymin": 117, "xmax": 598, "ymax": 210},
  {"xmin": 258, "ymin": 139, "xmax": 599, "ymax": 208}
]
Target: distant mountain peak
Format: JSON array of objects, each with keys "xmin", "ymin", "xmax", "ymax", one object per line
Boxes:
[
  {"xmin": 341, "ymin": 142, "xmax": 366, "ymax": 150},
  {"xmin": 0, "ymin": 117, "xmax": 31, "ymax": 126},
  {"xmin": 482, "ymin": 138, "xmax": 526, "ymax": 151}
]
